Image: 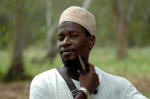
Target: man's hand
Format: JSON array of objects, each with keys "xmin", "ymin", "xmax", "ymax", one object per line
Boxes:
[{"xmin": 79, "ymin": 64, "xmax": 99, "ymax": 94}]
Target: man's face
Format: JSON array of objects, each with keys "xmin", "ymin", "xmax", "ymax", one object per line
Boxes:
[{"xmin": 57, "ymin": 21, "xmax": 93, "ymax": 63}]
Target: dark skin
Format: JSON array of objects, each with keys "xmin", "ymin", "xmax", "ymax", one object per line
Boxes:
[{"xmin": 57, "ymin": 21, "xmax": 99, "ymax": 99}]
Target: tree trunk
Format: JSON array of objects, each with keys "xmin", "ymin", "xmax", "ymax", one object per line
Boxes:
[
  {"xmin": 112, "ymin": 0, "xmax": 136, "ymax": 59},
  {"xmin": 115, "ymin": 21, "xmax": 128, "ymax": 58},
  {"xmin": 4, "ymin": 0, "xmax": 26, "ymax": 81},
  {"xmin": 38, "ymin": 0, "xmax": 58, "ymax": 64}
]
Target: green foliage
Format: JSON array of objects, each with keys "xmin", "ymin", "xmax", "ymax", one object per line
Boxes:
[
  {"xmin": 129, "ymin": 21, "xmax": 150, "ymax": 47},
  {"xmin": 0, "ymin": 15, "xmax": 12, "ymax": 48},
  {"xmin": 0, "ymin": 0, "xmax": 150, "ymax": 48}
]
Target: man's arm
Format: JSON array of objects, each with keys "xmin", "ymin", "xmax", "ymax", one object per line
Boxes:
[{"xmin": 75, "ymin": 65, "xmax": 99, "ymax": 99}]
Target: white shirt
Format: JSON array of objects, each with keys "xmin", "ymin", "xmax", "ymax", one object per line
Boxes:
[{"xmin": 30, "ymin": 66, "xmax": 147, "ymax": 99}]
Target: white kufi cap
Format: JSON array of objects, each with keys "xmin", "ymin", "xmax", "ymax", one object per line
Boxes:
[{"xmin": 59, "ymin": 6, "xmax": 96, "ymax": 35}]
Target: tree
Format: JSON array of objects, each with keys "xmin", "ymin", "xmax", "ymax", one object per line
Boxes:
[
  {"xmin": 112, "ymin": 0, "xmax": 136, "ymax": 58},
  {"xmin": 4, "ymin": 0, "xmax": 26, "ymax": 81}
]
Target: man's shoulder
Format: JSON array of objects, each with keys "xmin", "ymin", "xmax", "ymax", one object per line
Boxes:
[
  {"xmin": 34, "ymin": 68, "xmax": 57, "ymax": 78},
  {"xmin": 94, "ymin": 66, "xmax": 130, "ymax": 87},
  {"xmin": 30, "ymin": 68, "xmax": 58, "ymax": 86},
  {"xmin": 95, "ymin": 66, "xmax": 132, "ymax": 96},
  {"xmin": 94, "ymin": 66, "xmax": 147, "ymax": 98},
  {"xmin": 30, "ymin": 68, "xmax": 60, "ymax": 98}
]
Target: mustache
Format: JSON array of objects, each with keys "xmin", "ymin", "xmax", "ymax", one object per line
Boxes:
[{"xmin": 60, "ymin": 47, "xmax": 77, "ymax": 54}]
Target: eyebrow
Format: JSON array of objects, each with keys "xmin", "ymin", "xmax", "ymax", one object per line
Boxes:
[{"xmin": 57, "ymin": 30, "xmax": 76, "ymax": 36}]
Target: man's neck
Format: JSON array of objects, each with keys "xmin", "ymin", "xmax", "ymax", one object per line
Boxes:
[
  {"xmin": 63, "ymin": 65, "xmax": 79, "ymax": 81},
  {"xmin": 64, "ymin": 62, "xmax": 89, "ymax": 81}
]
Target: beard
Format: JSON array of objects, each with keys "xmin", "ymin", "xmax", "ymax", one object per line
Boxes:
[
  {"xmin": 62, "ymin": 55, "xmax": 82, "ymax": 80},
  {"xmin": 62, "ymin": 55, "xmax": 80, "ymax": 70}
]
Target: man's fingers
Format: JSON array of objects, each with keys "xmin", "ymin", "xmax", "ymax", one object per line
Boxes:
[
  {"xmin": 79, "ymin": 64, "xmax": 95, "ymax": 75},
  {"xmin": 88, "ymin": 64, "xmax": 95, "ymax": 73},
  {"xmin": 78, "ymin": 69, "xmax": 85, "ymax": 74}
]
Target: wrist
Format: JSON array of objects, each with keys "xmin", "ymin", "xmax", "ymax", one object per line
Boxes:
[{"xmin": 79, "ymin": 87, "xmax": 91, "ymax": 99}]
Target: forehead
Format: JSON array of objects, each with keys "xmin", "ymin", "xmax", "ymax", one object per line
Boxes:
[{"xmin": 58, "ymin": 21, "xmax": 85, "ymax": 34}]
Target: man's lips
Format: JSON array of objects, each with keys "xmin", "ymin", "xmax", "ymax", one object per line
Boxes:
[
  {"xmin": 60, "ymin": 48, "xmax": 76, "ymax": 54},
  {"xmin": 60, "ymin": 48, "xmax": 76, "ymax": 56},
  {"xmin": 63, "ymin": 50, "xmax": 74, "ymax": 54},
  {"xmin": 61, "ymin": 50, "xmax": 75, "ymax": 54}
]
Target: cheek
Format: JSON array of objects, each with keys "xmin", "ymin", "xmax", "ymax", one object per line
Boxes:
[
  {"xmin": 75, "ymin": 38, "xmax": 90, "ymax": 55},
  {"xmin": 57, "ymin": 42, "xmax": 62, "ymax": 53}
]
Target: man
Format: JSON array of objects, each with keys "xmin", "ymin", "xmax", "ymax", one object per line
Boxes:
[{"xmin": 30, "ymin": 6, "xmax": 147, "ymax": 99}]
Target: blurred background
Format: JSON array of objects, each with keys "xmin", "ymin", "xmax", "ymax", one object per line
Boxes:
[{"xmin": 0, "ymin": 0, "xmax": 150, "ymax": 98}]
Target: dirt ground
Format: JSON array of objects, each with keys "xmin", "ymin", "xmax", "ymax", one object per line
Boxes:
[
  {"xmin": 0, "ymin": 81, "xmax": 30, "ymax": 99},
  {"xmin": 0, "ymin": 76, "xmax": 150, "ymax": 99}
]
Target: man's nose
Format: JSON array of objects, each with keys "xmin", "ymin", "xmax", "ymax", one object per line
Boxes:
[{"xmin": 62, "ymin": 37, "xmax": 71, "ymax": 47}]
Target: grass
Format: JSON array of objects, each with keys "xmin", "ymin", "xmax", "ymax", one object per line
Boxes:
[
  {"xmin": 0, "ymin": 46, "xmax": 150, "ymax": 97},
  {"xmin": 1, "ymin": 47, "xmax": 150, "ymax": 77},
  {"xmin": 90, "ymin": 47, "xmax": 150, "ymax": 77}
]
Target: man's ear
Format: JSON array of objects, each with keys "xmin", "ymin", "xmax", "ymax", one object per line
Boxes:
[{"xmin": 88, "ymin": 36, "xmax": 95, "ymax": 49}]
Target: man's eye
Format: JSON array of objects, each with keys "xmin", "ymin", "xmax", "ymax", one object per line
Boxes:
[
  {"xmin": 58, "ymin": 36, "xmax": 64, "ymax": 41},
  {"xmin": 70, "ymin": 34, "xmax": 78, "ymax": 38}
]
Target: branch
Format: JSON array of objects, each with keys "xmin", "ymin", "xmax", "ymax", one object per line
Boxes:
[
  {"xmin": 126, "ymin": 0, "xmax": 136, "ymax": 23},
  {"xmin": 112, "ymin": 3, "xmax": 119, "ymax": 20},
  {"xmin": 118, "ymin": 0, "xmax": 124, "ymax": 18},
  {"xmin": 82, "ymin": 0, "xmax": 91, "ymax": 9},
  {"xmin": 143, "ymin": 0, "xmax": 150, "ymax": 22},
  {"xmin": 45, "ymin": 22, "xmax": 57, "ymax": 47},
  {"xmin": 46, "ymin": 0, "xmax": 52, "ymax": 27}
]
